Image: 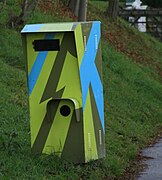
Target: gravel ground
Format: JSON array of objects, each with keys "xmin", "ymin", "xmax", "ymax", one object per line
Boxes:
[{"xmin": 137, "ymin": 138, "xmax": 162, "ymax": 180}]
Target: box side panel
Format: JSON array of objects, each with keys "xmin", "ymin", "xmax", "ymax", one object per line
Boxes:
[{"xmin": 79, "ymin": 22, "xmax": 105, "ymax": 162}]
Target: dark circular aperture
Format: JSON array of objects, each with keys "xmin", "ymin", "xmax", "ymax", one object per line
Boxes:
[{"xmin": 60, "ymin": 105, "xmax": 71, "ymax": 117}]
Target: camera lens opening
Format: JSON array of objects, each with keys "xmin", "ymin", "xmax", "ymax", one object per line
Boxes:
[{"xmin": 60, "ymin": 105, "xmax": 71, "ymax": 117}]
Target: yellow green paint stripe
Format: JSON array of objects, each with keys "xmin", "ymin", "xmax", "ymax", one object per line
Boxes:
[
  {"xmin": 43, "ymin": 100, "xmax": 74, "ymax": 155},
  {"xmin": 84, "ymin": 88, "xmax": 98, "ymax": 162},
  {"xmin": 29, "ymin": 33, "xmax": 64, "ymax": 146},
  {"xmin": 56, "ymin": 51, "xmax": 82, "ymax": 109},
  {"xmin": 74, "ymin": 24, "xmax": 84, "ymax": 68}
]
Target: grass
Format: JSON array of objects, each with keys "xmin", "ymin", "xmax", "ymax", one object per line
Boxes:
[
  {"xmin": 88, "ymin": 1, "xmax": 162, "ymax": 82},
  {"xmin": 0, "ymin": 0, "xmax": 162, "ymax": 179},
  {"xmin": 102, "ymin": 42, "xmax": 162, "ymax": 177},
  {"xmin": 0, "ymin": 29, "xmax": 24, "ymax": 70}
]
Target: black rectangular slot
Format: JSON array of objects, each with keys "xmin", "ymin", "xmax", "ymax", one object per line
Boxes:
[{"xmin": 33, "ymin": 39, "xmax": 60, "ymax": 51}]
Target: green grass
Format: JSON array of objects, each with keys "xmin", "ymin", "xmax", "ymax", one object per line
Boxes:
[
  {"xmin": 102, "ymin": 42, "xmax": 162, "ymax": 177},
  {"xmin": 0, "ymin": 0, "xmax": 162, "ymax": 179},
  {"xmin": 0, "ymin": 29, "xmax": 23, "ymax": 69},
  {"xmin": 88, "ymin": 1, "xmax": 162, "ymax": 83}
]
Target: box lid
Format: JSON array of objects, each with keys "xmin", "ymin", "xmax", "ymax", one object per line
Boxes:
[{"xmin": 21, "ymin": 22, "xmax": 78, "ymax": 33}]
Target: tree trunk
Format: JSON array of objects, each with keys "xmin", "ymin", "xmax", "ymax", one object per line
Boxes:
[
  {"xmin": 68, "ymin": 0, "xmax": 75, "ymax": 12},
  {"xmin": 107, "ymin": 0, "xmax": 119, "ymax": 20},
  {"xmin": 78, "ymin": 0, "xmax": 88, "ymax": 22},
  {"xmin": 74, "ymin": 0, "xmax": 80, "ymax": 17},
  {"xmin": 22, "ymin": 0, "xmax": 28, "ymax": 15},
  {"xmin": 21, "ymin": 0, "xmax": 38, "ymax": 19},
  {"xmin": 69, "ymin": 0, "xmax": 80, "ymax": 17},
  {"xmin": 4, "ymin": 0, "xmax": 7, "ymax": 6},
  {"xmin": 9, "ymin": 0, "xmax": 39, "ymax": 28}
]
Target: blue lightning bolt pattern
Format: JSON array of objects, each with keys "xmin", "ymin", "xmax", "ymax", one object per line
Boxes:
[
  {"xmin": 28, "ymin": 33, "xmax": 55, "ymax": 95},
  {"xmin": 80, "ymin": 21, "xmax": 104, "ymax": 131}
]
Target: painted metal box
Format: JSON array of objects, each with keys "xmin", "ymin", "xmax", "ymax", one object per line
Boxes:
[{"xmin": 21, "ymin": 22, "xmax": 105, "ymax": 163}]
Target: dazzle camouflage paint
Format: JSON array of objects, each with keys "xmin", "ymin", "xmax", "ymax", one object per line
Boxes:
[{"xmin": 21, "ymin": 22, "xmax": 105, "ymax": 163}]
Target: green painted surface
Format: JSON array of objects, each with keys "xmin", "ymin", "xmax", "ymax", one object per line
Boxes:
[
  {"xmin": 43, "ymin": 99, "xmax": 74, "ymax": 155},
  {"xmin": 61, "ymin": 108, "xmax": 85, "ymax": 163},
  {"xmin": 28, "ymin": 33, "xmax": 64, "ymax": 146},
  {"xmin": 84, "ymin": 89, "xmax": 98, "ymax": 162},
  {"xmin": 56, "ymin": 50, "xmax": 82, "ymax": 109},
  {"xmin": 74, "ymin": 24, "xmax": 84, "ymax": 68},
  {"xmin": 39, "ymin": 23, "xmax": 74, "ymax": 32},
  {"xmin": 26, "ymin": 33, "xmax": 45, "ymax": 74}
]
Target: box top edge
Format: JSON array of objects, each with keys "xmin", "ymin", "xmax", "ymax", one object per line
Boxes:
[{"xmin": 21, "ymin": 21, "xmax": 101, "ymax": 33}]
